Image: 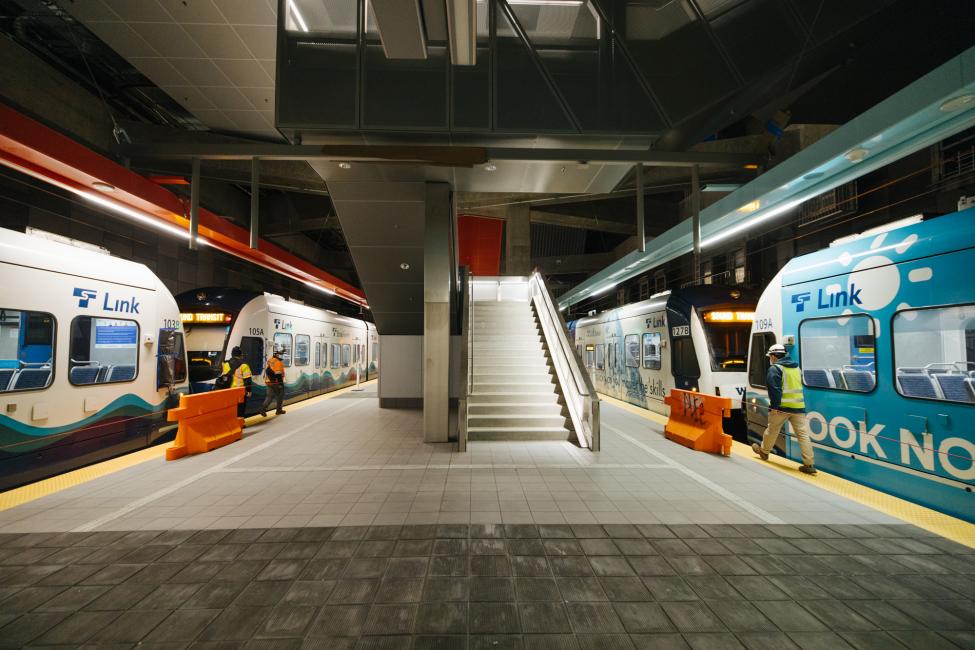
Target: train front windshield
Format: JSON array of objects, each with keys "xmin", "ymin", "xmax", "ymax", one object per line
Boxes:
[
  {"xmin": 186, "ymin": 326, "xmax": 229, "ymax": 382},
  {"xmin": 702, "ymin": 311, "xmax": 753, "ymax": 371}
]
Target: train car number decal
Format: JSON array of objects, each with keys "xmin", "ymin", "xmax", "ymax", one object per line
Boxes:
[
  {"xmin": 671, "ymin": 325, "xmax": 690, "ymax": 337},
  {"xmin": 248, "ymin": 328, "xmax": 265, "ymax": 336},
  {"xmin": 162, "ymin": 319, "xmax": 181, "ymax": 330}
]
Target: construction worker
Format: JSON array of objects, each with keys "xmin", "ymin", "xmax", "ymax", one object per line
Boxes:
[
  {"xmin": 220, "ymin": 346, "xmax": 253, "ymax": 419},
  {"xmin": 261, "ymin": 345, "xmax": 286, "ymax": 417},
  {"xmin": 752, "ymin": 343, "xmax": 817, "ymax": 475}
]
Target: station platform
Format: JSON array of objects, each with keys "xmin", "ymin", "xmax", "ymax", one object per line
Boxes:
[{"xmin": 0, "ymin": 384, "xmax": 973, "ymax": 648}]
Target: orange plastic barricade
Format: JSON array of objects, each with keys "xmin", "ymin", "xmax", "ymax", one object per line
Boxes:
[
  {"xmin": 165, "ymin": 387, "xmax": 245, "ymax": 461},
  {"xmin": 663, "ymin": 389, "xmax": 733, "ymax": 456}
]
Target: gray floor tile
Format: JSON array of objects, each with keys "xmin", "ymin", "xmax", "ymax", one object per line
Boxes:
[
  {"xmin": 423, "ymin": 577, "xmax": 469, "ymax": 601},
  {"xmin": 329, "ymin": 579, "xmax": 380, "ymax": 604},
  {"xmin": 598, "ymin": 577, "xmax": 651, "ymax": 601},
  {"xmin": 234, "ymin": 580, "xmax": 290, "ymax": 607},
  {"xmin": 509, "ymin": 539, "xmax": 545, "ymax": 556},
  {"xmin": 282, "ymin": 580, "xmax": 336, "ymax": 606},
  {"xmin": 471, "ymin": 634, "xmax": 524, "ymax": 649},
  {"xmin": 683, "ymin": 632, "xmax": 744, "ymax": 650},
  {"xmin": 85, "ymin": 581, "xmax": 155, "ymax": 611},
  {"xmin": 580, "ymin": 539, "xmax": 620, "ymax": 556},
  {"xmin": 725, "ymin": 576, "xmax": 788, "ymax": 601},
  {"xmin": 415, "ymin": 602, "xmax": 468, "ymax": 634},
  {"xmin": 613, "ymin": 602, "xmax": 673, "ymax": 633},
  {"xmin": 557, "ymin": 577, "xmax": 607, "ymax": 602},
  {"xmin": 684, "ymin": 576, "xmax": 741, "ymax": 601},
  {"xmin": 256, "ymin": 604, "xmax": 317, "ymax": 638},
  {"xmin": 630, "ymin": 634, "xmax": 689, "ymax": 649},
  {"xmin": 706, "ymin": 599, "xmax": 778, "ymax": 632},
  {"xmin": 628, "ymin": 556, "xmax": 677, "ymax": 576},
  {"xmin": 589, "ymin": 556, "xmax": 634, "ymax": 577},
  {"xmin": 512, "ymin": 555, "xmax": 551, "ymax": 577},
  {"xmin": 643, "ymin": 576, "xmax": 699, "ymax": 601},
  {"xmin": 364, "ymin": 603, "xmax": 417, "ymax": 635},
  {"xmin": 736, "ymin": 632, "xmax": 800, "ymax": 650},
  {"xmin": 386, "ymin": 557, "xmax": 430, "ymax": 577},
  {"xmin": 306, "ymin": 604, "xmax": 369, "ymax": 637},
  {"xmin": 470, "ymin": 577, "xmax": 514, "ymax": 601},
  {"xmin": 183, "ymin": 581, "xmax": 247, "ymax": 609},
  {"xmin": 544, "ymin": 540, "xmax": 584, "ymax": 557},
  {"xmin": 376, "ymin": 577, "xmax": 425, "ymax": 603},
  {"xmin": 471, "ymin": 602, "xmax": 520, "ymax": 633},
  {"xmin": 659, "ymin": 601, "xmax": 726, "ymax": 633},
  {"xmin": 515, "ymin": 577, "xmax": 560, "ymax": 601},
  {"xmin": 144, "ymin": 608, "xmax": 220, "ymax": 643},
  {"xmin": 566, "ymin": 603, "xmax": 625, "ymax": 635},
  {"xmin": 90, "ymin": 608, "xmax": 170, "ymax": 643},
  {"xmin": 786, "ymin": 631, "xmax": 854, "ymax": 650},
  {"xmin": 754, "ymin": 601, "xmax": 827, "ymax": 632},
  {"xmin": 576, "ymin": 633, "xmax": 635, "ymax": 649},
  {"xmin": 519, "ymin": 601, "xmax": 572, "ymax": 634},
  {"xmin": 0, "ymin": 611, "xmax": 70, "ymax": 645},
  {"xmin": 886, "ymin": 630, "xmax": 961, "ymax": 650},
  {"xmin": 32, "ymin": 608, "xmax": 119, "ymax": 645},
  {"xmin": 198, "ymin": 605, "xmax": 271, "ymax": 641}
]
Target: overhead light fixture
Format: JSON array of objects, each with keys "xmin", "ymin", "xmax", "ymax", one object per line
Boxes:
[
  {"xmin": 483, "ymin": 163, "xmax": 497, "ymax": 172},
  {"xmin": 939, "ymin": 94, "xmax": 975, "ymax": 112},
  {"xmin": 702, "ymin": 197, "xmax": 803, "ymax": 249},
  {"xmin": 844, "ymin": 148, "xmax": 870, "ymax": 163},
  {"xmin": 737, "ymin": 200, "xmax": 760, "ymax": 213},
  {"xmin": 743, "ymin": 163, "xmax": 760, "ymax": 170},
  {"xmin": 91, "ymin": 181, "xmax": 116, "ymax": 193},
  {"xmin": 803, "ymin": 171, "xmax": 824, "ymax": 180},
  {"xmin": 338, "ymin": 162, "xmax": 351, "ymax": 169},
  {"xmin": 288, "ymin": 0, "xmax": 309, "ymax": 32},
  {"xmin": 447, "ymin": 0, "xmax": 477, "ymax": 66},
  {"xmin": 507, "ymin": 0, "xmax": 584, "ymax": 5},
  {"xmin": 303, "ymin": 280, "xmax": 335, "ymax": 295},
  {"xmin": 84, "ymin": 192, "xmax": 193, "ymax": 242},
  {"xmin": 400, "ymin": 262, "xmax": 410, "ymax": 270},
  {"xmin": 702, "ymin": 184, "xmax": 741, "ymax": 192}
]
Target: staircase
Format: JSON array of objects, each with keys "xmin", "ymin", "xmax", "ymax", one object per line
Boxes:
[{"xmin": 467, "ymin": 300, "xmax": 574, "ymax": 441}]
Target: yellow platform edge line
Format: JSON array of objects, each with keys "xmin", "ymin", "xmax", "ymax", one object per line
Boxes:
[
  {"xmin": 0, "ymin": 379, "xmax": 376, "ymax": 514},
  {"xmin": 598, "ymin": 393, "xmax": 975, "ymax": 550}
]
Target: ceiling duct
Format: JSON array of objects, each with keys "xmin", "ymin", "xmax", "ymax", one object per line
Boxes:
[
  {"xmin": 446, "ymin": 0, "xmax": 477, "ymax": 65},
  {"xmin": 371, "ymin": 0, "xmax": 427, "ymax": 59}
]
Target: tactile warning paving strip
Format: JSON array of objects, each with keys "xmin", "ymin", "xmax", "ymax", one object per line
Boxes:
[
  {"xmin": 599, "ymin": 394, "xmax": 975, "ymax": 550},
  {"xmin": 0, "ymin": 380, "xmax": 376, "ymax": 513}
]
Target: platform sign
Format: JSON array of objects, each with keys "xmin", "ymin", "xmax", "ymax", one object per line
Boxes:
[{"xmin": 94, "ymin": 318, "xmax": 137, "ymax": 348}]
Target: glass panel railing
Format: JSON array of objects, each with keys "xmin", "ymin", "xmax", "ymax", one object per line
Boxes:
[{"xmin": 529, "ymin": 272, "xmax": 600, "ymax": 450}]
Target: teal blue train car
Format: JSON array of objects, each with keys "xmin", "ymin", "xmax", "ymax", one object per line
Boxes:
[{"xmin": 745, "ymin": 208, "xmax": 975, "ymax": 522}]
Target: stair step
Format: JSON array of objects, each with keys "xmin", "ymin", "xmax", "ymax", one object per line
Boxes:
[
  {"xmin": 467, "ymin": 427, "xmax": 574, "ymax": 441},
  {"xmin": 473, "ymin": 373, "xmax": 552, "ymax": 383},
  {"xmin": 473, "ymin": 382, "xmax": 555, "ymax": 393},
  {"xmin": 466, "ymin": 392, "xmax": 559, "ymax": 403},
  {"xmin": 469, "ymin": 413, "xmax": 566, "ymax": 426},
  {"xmin": 468, "ymin": 403, "xmax": 563, "ymax": 416}
]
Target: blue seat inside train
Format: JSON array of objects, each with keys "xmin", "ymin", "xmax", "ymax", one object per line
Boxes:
[
  {"xmin": 897, "ymin": 373, "xmax": 940, "ymax": 399},
  {"xmin": 933, "ymin": 373, "xmax": 974, "ymax": 402}
]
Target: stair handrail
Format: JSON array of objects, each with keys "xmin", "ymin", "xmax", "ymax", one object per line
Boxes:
[
  {"xmin": 529, "ymin": 272, "xmax": 600, "ymax": 450},
  {"xmin": 459, "ymin": 268, "xmax": 472, "ymax": 452}
]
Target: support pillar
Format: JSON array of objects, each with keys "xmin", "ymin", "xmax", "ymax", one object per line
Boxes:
[
  {"xmin": 635, "ymin": 163, "xmax": 646, "ymax": 253},
  {"xmin": 189, "ymin": 157, "xmax": 200, "ymax": 250},
  {"xmin": 505, "ymin": 203, "xmax": 531, "ymax": 275},
  {"xmin": 424, "ymin": 183, "xmax": 452, "ymax": 442},
  {"xmin": 691, "ymin": 164, "xmax": 701, "ymax": 284},
  {"xmin": 249, "ymin": 157, "xmax": 260, "ymax": 250}
]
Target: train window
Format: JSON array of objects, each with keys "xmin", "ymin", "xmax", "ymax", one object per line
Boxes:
[
  {"xmin": 315, "ymin": 342, "xmax": 322, "ymax": 368},
  {"xmin": 273, "ymin": 333, "xmax": 293, "ymax": 367},
  {"xmin": 702, "ymin": 317, "xmax": 750, "ymax": 372},
  {"xmin": 331, "ymin": 343, "xmax": 340, "ymax": 368},
  {"xmin": 342, "ymin": 344, "xmax": 352, "ymax": 366},
  {"xmin": 157, "ymin": 329, "xmax": 186, "ymax": 388},
  {"xmin": 585, "ymin": 344, "xmax": 594, "ymax": 367},
  {"xmin": 625, "ymin": 335, "xmax": 639, "ymax": 368},
  {"xmin": 892, "ymin": 304, "xmax": 975, "ymax": 405},
  {"xmin": 608, "ymin": 342, "xmax": 615, "ymax": 370},
  {"xmin": 239, "ymin": 337, "xmax": 264, "ymax": 376},
  {"xmin": 69, "ymin": 317, "xmax": 138, "ymax": 385},
  {"xmin": 643, "ymin": 333, "xmax": 662, "ymax": 370},
  {"xmin": 798, "ymin": 315, "xmax": 876, "ymax": 393},
  {"xmin": 595, "ymin": 344, "xmax": 605, "ymax": 370},
  {"xmin": 748, "ymin": 333, "xmax": 776, "ymax": 388},
  {"xmin": 295, "ymin": 335, "xmax": 310, "ymax": 366},
  {"xmin": 371, "ymin": 343, "xmax": 377, "ymax": 362},
  {"xmin": 0, "ymin": 309, "xmax": 55, "ymax": 392},
  {"xmin": 672, "ymin": 338, "xmax": 700, "ymax": 379}
]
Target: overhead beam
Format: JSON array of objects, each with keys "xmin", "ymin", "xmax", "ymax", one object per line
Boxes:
[
  {"xmin": 371, "ymin": 0, "xmax": 427, "ymax": 59},
  {"xmin": 118, "ymin": 143, "xmax": 761, "ymax": 168},
  {"xmin": 446, "ymin": 0, "xmax": 476, "ymax": 65},
  {"xmin": 530, "ymin": 210, "xmax": 635, "ymax": 235}
]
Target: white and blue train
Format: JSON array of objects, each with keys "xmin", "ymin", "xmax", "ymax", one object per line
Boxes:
[
  {"xmin": 569, "ymin": 286, "xmax": 757, "ymax": 431},
  {"xmin": 0, "ymin": 228, "xmax": 189, "ymax": 490},
  {"xmin": 178, "ymin": 289, "xmax": 378, "ymax": 414},
  {"xmin": 746, "ymin": 208, "xmax": 975, "ymax": 522}
]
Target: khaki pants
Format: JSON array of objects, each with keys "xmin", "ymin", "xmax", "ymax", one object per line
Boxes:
[{"xmin": 762, "ymin": 410, "xmax": 815, "ymax": 467}]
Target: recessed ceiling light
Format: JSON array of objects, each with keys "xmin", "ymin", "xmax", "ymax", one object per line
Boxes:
[
  {"xmin": 338, "ymin": 162, "xmax": 352, "ymax": 169},
  {"xmin": 803, "ymin": 172, "xmax": 825, "ymax": 180},
  {"xmin": 400, "ymin": 262, "xmax": 410, "ymax": 270},
  {"xmin": 483, "ymin": 163, "xmax": 497, "ymax": 172},
  {"xmin": 92, "ymin": 181, "xmax": 116, "ymax": 193},
  {"xmin": 939, "ymin": 94, "xmax": 975, "ymax": 112},
  {"xmin": 737, "ymin": 200, "xmax": 760, "ymax": 213},
  {"xmin": 845, "ymin": 148, "xmax": 869, "ymax": 163}
]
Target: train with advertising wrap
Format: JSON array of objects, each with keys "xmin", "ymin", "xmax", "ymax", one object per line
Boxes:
[
  {"xmin": 0, "ymin": 228, "xmax": 189, "ymax": 490},
  {"xmin": 177, "ymin": 288, "xmax": 378, "ymax": 415},
  {"xmin": 568, "ymin": 286, "xmax": 757, "ymax": 433},
  {"xmin": 745, "ymin": 208, "xmax": 975, "ymax": 522}
]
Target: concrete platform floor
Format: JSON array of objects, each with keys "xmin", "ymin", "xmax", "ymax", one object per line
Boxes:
[{"xmin": 0, "ymin": 385, "xmax": 973, "ymax": 648}]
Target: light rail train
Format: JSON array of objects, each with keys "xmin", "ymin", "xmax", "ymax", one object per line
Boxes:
[
  {"xmin": 177, "ymin": 289, "xmax": 378, "ymax": 415},
  {"xmin": 745, "ymin": 208, "xmax": 975, "ymax": 522},
  {"xmin": 0, "ymin": 228, "xmax": 189, "ymax": 490},
  {"xmin": 569, "ymin": 286, "xmax": 756, "ymax": 432}
]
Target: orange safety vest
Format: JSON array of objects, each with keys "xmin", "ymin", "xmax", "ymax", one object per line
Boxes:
[{"xmin": 265, "ymin": 356, "xmax": 284, "ymax": 384}]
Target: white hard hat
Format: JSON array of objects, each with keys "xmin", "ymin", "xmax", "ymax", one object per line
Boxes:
[{"xmin": 767, "ymin": 343, "xmax": 787, "ymax": 356}]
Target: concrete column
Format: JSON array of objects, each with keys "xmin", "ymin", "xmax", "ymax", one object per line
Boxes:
[
  {"xmin": 691, "ymin": 164, "xmax": 701, "ymax": 284},
  {"xmin": 505, "ymin": 203, "xmax": 531, "ymax": 275},
  {"xmin": 424, "ymin": 183, "xmax": 452, "ymax": 442}
]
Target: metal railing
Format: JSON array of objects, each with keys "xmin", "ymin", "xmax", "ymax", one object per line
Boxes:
[
  {"xmin": 458, "ymin": 269, "xmax": 472, "ymax": 452},
  {"xmin": 529, "ymin": 272, "xmax": 600, "ymax": 450}
]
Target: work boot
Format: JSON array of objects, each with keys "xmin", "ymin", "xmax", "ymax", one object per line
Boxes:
[
  {"xmin": 276, "ymin": 409, "xmax": 286, "ymax": 415},
  {"xmin": 260, "ymin": 410, "xmax": 267, "ymax": 418},
  {"xmin": 751, "ymin": 443, "xmax": 769, "ymax": 461},
  {"xmin": 798, "ymin": 465, "xmax": 818, "ymax": 476}
]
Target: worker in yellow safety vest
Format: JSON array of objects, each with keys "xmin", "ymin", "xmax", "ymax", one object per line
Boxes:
[
  {"xmin": 220, "ymin": 346, "xmax": 253, "ymax": 419},
  {"xmin": 260, "ymin": 345, "xmax": 287, "ymax": 417},
  {"xmin": 752, "ymin": 343, "xmax": 817, "ymax": 475}
]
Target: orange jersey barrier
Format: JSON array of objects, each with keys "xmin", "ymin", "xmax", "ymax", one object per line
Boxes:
[
  {"xmin": 663, "ymin": 389, "xmax": 733, "ymax": 456},
  {"xmin": 165, "ymin": 387, "xmax": 245, "ymax": 461}
]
